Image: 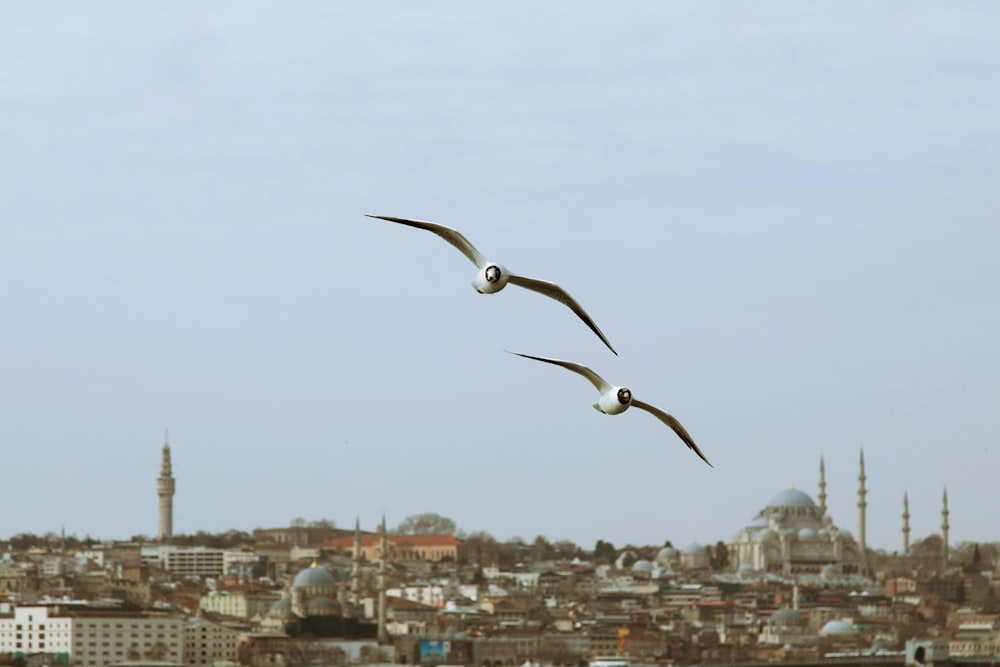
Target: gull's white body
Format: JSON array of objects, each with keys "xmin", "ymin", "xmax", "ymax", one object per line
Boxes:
[
  {"xmin": 595, "ymin": 388, "xmax": 630, "ymax": 415},
  {"xmin": 367, "ymin": 214, "xmax": 617, "ymax": 355},
  {"xmin": 508, "ymin": 351, "xmax": 713, "ymax": 467},
  {"xmin": 472, "ymin": 262, "xmax": 509, "ymax": 294}
]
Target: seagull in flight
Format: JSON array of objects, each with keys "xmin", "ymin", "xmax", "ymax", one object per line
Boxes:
[
  {"xmin": 367, "ymin": 214, "xmax": 617, "ymax": 355},
  {"xmin": 507, "ymin": 351, "xmax": 712, "ymax": 466}
]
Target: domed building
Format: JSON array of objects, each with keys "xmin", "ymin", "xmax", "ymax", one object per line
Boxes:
[
  {"xmin": 730, "ymin": 463, "xmax": 864, "ymax": 576},
  {"xmin": 680, "ymin": 542, "xmax": 709, "ymax": 570},
  {"xmin": 758, "ymin": 607, "xmax": 815, "ymax": 646},
  {"xmin": 263, "ymin": 554, "xmax": 378, "ymax": 639}
]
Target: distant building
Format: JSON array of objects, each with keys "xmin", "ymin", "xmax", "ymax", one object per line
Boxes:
[
  {"xmin": 323, "ymin": 533, "xmax": 465, "ymax": 563},
  {"xmin": 253, "ymin": 526, "xmax": 354, "ymax": 547},
  {"xmin": 182, "ymin": 616, "xmax": 239, "ymax": 667},
  {"xmin": 199, "ymin": 591, "xmax": 281, "ymax": 619},
  {"xmin": 0, "ymin": 603, "xmax": 184, "ymax": 666}
]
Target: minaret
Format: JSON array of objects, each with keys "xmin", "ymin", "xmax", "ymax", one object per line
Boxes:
[
  {"xmin": 857, "ymin": 449, "xmax": 867, "ymax": 571},
  {"xmin": 941, "ymin": 487, "xmax": 950, "ymax": 567},
  {"xmin": 157, "ymin": 431, "xmax": 175, "ymax": 542},
  {"xmin": 902, "ymin": 491, "xmax": 911, "ymax": 555},
  {"xmin": 351, "ymin": 517, "xmax": 362, "ymax": 602},
  {"xmin": 818, "ymin": 455, "xmax": 828, "ymax": 516},
  {"xmin": 377, "ymin": 514, "xmax": 388, "ymax": 644}
]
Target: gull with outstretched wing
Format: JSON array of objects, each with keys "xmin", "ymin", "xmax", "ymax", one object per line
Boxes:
[
  {"xmin": 367, "ymin": 214, "xmax": 617, "ymax": 355},
  {"xmin": 507, "ymin": 351, "xmax": 712, "ymax": 467}
]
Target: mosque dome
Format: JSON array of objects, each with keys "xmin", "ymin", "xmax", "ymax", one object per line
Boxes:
[
  {"xmin": 657, "ymin": 546, "xmax": 678, "ymax": 559},
  {"xmin": 771, "ymin": 608, "xmax": 807, "ymax": 626},
  {"xmin": 798, "ymin": 528, "xmax": 816, "ymax": 540},
  {"xmin": 683, "ymin": 542, "xmax": 705, "ymax": 555},
  {"xmin": 293, "ymin": 564, "xmax": 337, "ymax": 589},
  {"xmin": 268, "ymin": 597, "xmax": 292, "ymax": 618},
  {"xmin": 820, "ymin": 620, "xmax": 858, "ymax": 636},
  {"xmin": 817, "ymin": 529, "xmax": 829, "ymax": 539},
  {"xmin": 632, "ymin": 559, "xmax": 653, "ymax": 573},
  {"xmin": 737, "ymin": 564, "xmax": 756, "ymax": 578},
  {"xmin": 821, "ymin": 564, "xmax": 840, "ymax": 579},
  {"xmin": 754, "ymin": 528, "xmax": 778, "ymax": 543},
  {"xmin": 767, "ymin": 488, "xmax": 816, "ymax": 508},
  {"xmin": 307, "ymin": 596, "xmax": 340, "ymax": 612}
]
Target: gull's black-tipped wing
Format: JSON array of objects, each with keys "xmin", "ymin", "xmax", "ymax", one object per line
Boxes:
[
  {"xmin": 505, "ymin": 351, "xmax": 612, "ymax": 394},
  {"xmin": 507, "ymin": 275, "xmax": 617, "ymax": 355},
  {"xmin": 367, "ymin": 215, "xmax": 486, "ymax": 268},
  {"xmin": 631, "ymin": 399, "xmax": 713, "ymax": 467}
]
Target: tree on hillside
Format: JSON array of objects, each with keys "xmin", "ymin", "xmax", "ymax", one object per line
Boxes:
[
  {"xmin": 911, "ymin": 534, "xmax": 943, "ymax": 558},
  {"xmin": 710, "ymin": 541, "xmax": 730, "ymax": 570},
  {"xmin": 594, "ymin": 539, "xmax": 616, "ymax": 563},
  {"xmin": 531, "ymin": 535, "xmax": 552, "ymax": 562},
  {"xmin": 395, "ymin": 512, "xmax": 457, "ymax": 535},
  {"xmin": 462, "ymin": 531, "xmax": 499, "ymax": 565}
]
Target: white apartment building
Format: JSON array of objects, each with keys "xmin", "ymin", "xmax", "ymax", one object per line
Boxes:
[
  {"xmin": 199, "ymin": 591, "xmax": 280, "ymax": 619},
  {"xmin": 386, "ymin": 583, "xmax": 446, "ymax": 608},
  {"xmin": 140, "ymin": 546, "xmax": 226, "ymax": 578},
  {"xmin": 0, "ymin": 604, "xmax": 183, "ymax": 667}
]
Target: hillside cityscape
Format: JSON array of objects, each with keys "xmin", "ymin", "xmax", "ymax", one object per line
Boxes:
[{"xmin": 0, "ymin": 442, "xmax": 997, "ymax": 667}]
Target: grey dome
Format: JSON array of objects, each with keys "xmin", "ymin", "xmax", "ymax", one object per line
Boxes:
[
  {"xmin": 820, "ymin": 620, "xmax": 858, "ymax": 636},
  {"xmin": 754, "ymin": 528, "xmax": 778, "ymax": 542},
  {"xmin": 307, "ymin": 596, "xmax": 339, "ymax": 611},
  {"xmin": 771, "ymin": 608, "xmax": 806, "ymax": 626},
  {"xmin": 798, "ymin": 528, "xmax": 816, "ymax": 540},
  {"xmin": 268, "ymin": 597, "xmax": 292, "ymax": 618},
  {"xmin": 767, "ymin": 488, "xmax": 816, "ymax": 508},
  {"xmin": 682, "ymin": 542, "xmax": 705, "ymax": 555},
  {"xmin": 632, "ymin": 559, "xmax": 653, "ymax": 573},
  {"xmin": 293, "ymin": 565, "xmax": 336, "ymax": 589},
  {"xmin": 821, "ymin": 564, "xmax": 840, "ymax": 578}
]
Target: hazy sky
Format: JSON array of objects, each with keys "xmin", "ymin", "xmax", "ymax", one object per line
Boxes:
[{"xmin": 2, "ymin": 2, "xmax": 998, "ymax": 554}]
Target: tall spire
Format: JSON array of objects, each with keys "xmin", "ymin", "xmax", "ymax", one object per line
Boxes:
[
  {"xmin": 377, "ymin": 514, "xmax": 388, "ymax": 644},
  {"xmin": 857, "ymin": 449, "xmax": 867, "ymax": 571},
  {"xmin": 941, "ymin": 486, "xmax": 950, "ymax": 567},
  {"xmin": 351, "ymin": 516, "xmax": 362, "ymax": 602},
  {"xmin": 902, "ymin": 491, "xmax": 911, "ymax": 555},
  {"xmin": 157, "ymin": 431, "xmax": 175, "ymax": 542},
  {"xmin": 818, "ymin": 455, "xmax": 827, "ymax": 516}
]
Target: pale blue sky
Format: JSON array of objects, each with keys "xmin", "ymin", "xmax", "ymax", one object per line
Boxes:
[{"xmin": 2, "ymin": 2, "xmax": 998, "ymax": 553}]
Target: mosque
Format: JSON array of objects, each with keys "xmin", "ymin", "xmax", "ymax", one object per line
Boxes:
[{"xmin": 727, "ymin": 451, "xmax": 951, "ymax": 576}]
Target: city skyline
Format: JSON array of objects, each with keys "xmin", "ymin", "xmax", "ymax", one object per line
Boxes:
[
  {"xmin": 2, "ymin": 439, "xmax": 988, "ymax": 558},
  {"xmin": 2, "ymin": 4, "xmax": 998, "ymax": 553}
]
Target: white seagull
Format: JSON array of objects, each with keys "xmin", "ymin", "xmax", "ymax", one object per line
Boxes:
[
  {"xmin": 367, "ymin": 214, "xmax": 617, "ymax": 355},
  {"xmin": 507, "ymin": 351, "xmax": 712, "ymax": 467}
]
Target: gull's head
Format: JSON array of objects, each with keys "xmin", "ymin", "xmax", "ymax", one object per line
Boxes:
[
  {"xmin": 617, "ymin": 387, "xmax": 632, "ymax": 405},
  {"xmin": 472, "ymin": 262, "xmax": 509, "ymax": 294}
]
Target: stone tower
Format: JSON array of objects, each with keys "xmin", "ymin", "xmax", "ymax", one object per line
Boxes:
[
  {"xmin": 377, "ymin": 514, "xmax": 388, "ymax": 644},
  {"xmin": 157, "ymin": 433, "xmax": 175, "ymax": 542},
  {"xmin": 817, "ymin": 455, "xmax": 827, "ymax": 516},
  {"xmin": 857, "ymin": 449, "xmax": 867, "ymax": 571},
  {"xmin": 902, "ymin": 491, "xmax": 911, "ymax": 555},
  {"xmin": 351, "ymin": 517, "xmax": 362, "ymax": 602},
  {"xmin": 941, "ymin": 487, "xmax": 950, "ymax": 567}
]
